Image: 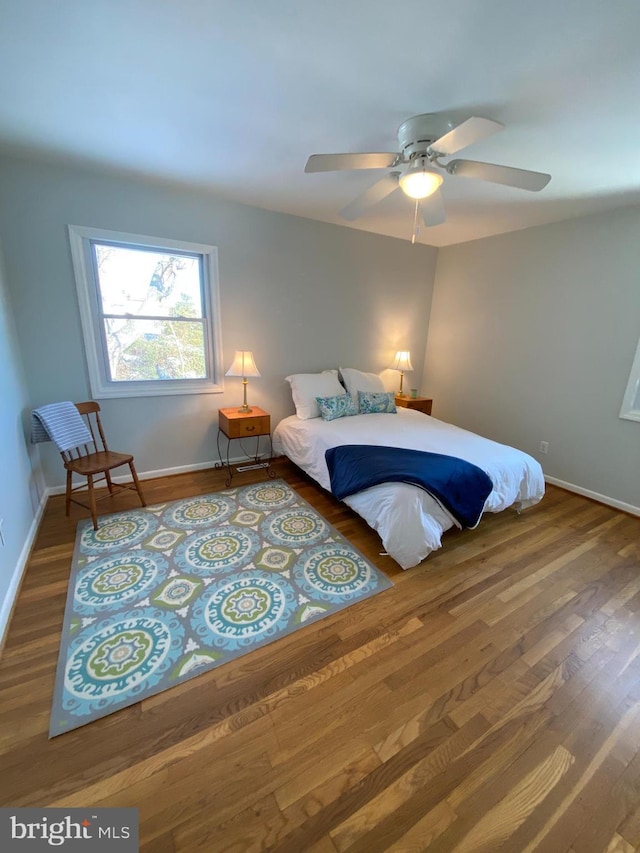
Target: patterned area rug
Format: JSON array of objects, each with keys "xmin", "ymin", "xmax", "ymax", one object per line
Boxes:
[{"xmin": 50, "ymin": 480, "xmax": 392, "ymax": 737}]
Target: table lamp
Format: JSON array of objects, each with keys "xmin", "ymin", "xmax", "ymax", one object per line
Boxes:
[
  {"xmin": 225, "ymin": 351, "xmax": 261, "ymax": 413},
  {"xmin": 389, "ymin": 350, "xmax": 413, "ymax": 396}
]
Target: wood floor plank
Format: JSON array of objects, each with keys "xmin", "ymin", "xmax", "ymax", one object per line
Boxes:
[
  {"xmin": 603, "ymin": 834, "xmax": 637, "ymax": 853},
  {"xmin": 1, "ymin": 466, "xmax": 639, "ymax": 851},
  {"xmin": 518, "ymin": 695, "xmax": 640, "ymax": 853},
  {"xmin": 328, "ymin": 716, "xmax": 485, "ymax": 852},
  {"xmin": 385, "ymin": 800, "xmax": 457, "ymax": 852},
  {"xmin": 448, "ymin": 745, "xmax": 575, "ymax": 853},
  {"xmin": 171, "ymin": 792, "xmax": 292, "ymax": 852},
  {"xmin": 139, "ymin": 830, "xmax": 176, "ymax": 853},
  {"xmin": 618, "ymin": 797, "xmax": 640, "ymax": 851},
  {"xmin": 279, "ymin": 746, "xmax": 381, "ymax": 823}
]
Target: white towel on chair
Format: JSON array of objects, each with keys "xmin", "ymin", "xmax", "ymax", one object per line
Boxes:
[{"xmin": 31, "ymin": 402, "xmax": 93, "ymax": 452}]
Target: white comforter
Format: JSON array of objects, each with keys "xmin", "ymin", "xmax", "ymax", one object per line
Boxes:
[{"xmin": 272, "ymin": 408, "xmax": 544, "ymax": 569}]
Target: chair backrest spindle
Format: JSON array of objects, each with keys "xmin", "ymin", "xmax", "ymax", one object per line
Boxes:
[
  {"xmin": 84, "ymin": 418, "xmax": 98, "ymax": 449},
  {"xmin": 94, "ymin": 412, "xmax": 109, "ymax": 453}
]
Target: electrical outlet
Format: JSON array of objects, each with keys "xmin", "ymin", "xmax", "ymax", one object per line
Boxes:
[{"xmin": 539, "ymin": 441, "xmax": 549, "ymax": 454}]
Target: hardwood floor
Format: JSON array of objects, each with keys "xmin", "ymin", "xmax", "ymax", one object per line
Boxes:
[{"xmin": 1, "ymin": 459, "xmax": 640, "ymax": 851}]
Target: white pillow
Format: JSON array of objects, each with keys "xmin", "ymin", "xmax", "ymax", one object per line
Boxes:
[
  {"xmin": 285, "ymin": 370, "xmax": 344, "ymax": 420},
  {"xmin": 339, "ymin": 367, "xmax": 385, "ymax": 405}
]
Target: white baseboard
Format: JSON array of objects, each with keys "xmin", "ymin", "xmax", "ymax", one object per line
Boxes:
[
  {"xmin": 545, "ymin": 475, "xmax": 640, "ymax": 517},
  {"xmin": 0, "ymin": 487, "xmax": 50, "ymax": 651},
  {"xmin": 47, "ymin": 456, "xmax": 254, "ymax": 495}
]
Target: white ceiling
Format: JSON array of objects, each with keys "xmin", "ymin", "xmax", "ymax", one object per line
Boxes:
[{"xmin": 1, "ymin": 0, "xmax": 640, "ymax": 246}]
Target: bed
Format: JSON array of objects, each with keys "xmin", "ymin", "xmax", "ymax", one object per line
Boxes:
[{"xmin": 272, "ymin": 406, "xmax": 544, "ymax": 569}]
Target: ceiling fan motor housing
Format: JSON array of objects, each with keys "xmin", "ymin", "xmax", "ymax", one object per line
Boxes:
[{"xmin": 397, "ymin": 114, "xmax": 455, "ymax": 159}]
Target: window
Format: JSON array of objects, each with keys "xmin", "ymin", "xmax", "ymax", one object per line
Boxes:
[
  {"xmin": 68, "ymin": 226, "xmax": 223, "ymax": 398},
  {"xmin": 620, "ymin": 335, "xmax": 640, "ymax": 422}
]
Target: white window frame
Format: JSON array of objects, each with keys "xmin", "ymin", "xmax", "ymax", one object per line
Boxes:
[
  {"xmin": 620, "ymin": 335, "xmax": 640, "ymax": 422},
  {"xmin": 68, "ymin": 225, "xmax": 223, "ymax": 398}
]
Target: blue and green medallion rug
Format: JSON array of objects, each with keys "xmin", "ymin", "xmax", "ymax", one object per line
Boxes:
[{"xmin": 50, "ymin": 480, "xmax": 392, "ymax": 737}]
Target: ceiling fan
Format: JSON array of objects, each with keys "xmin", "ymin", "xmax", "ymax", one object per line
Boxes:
[{"xmin": 305, "ymin": 114, "xmax": 551, "ymax": 240}]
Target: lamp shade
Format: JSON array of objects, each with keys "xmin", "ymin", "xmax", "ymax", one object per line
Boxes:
[
  {"xmin": 389, "ymin": 350, "xmax": 414, "ymax": 372},
  {"xmin": 225, "ymin": 351, "xmax": 261, "ymax": 378}
]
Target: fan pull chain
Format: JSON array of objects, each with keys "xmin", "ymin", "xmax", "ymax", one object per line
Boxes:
[{"xmin": 411, "ymin": 199, "xmax": 420, "ymax": 244}]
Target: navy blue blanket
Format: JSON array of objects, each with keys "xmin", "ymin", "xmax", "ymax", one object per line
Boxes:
[{"xmin": 325, "ymin": 444, "xmax": 493, "ymax": 529}]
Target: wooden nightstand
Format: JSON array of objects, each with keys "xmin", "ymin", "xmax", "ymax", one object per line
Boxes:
[
  {"xmin": 216, "ymin": 407, "xmax": 275, "ymax": 486},
  {"xmin": 395, "ymin": 395, "xmax": 433, "ymax": 415}
]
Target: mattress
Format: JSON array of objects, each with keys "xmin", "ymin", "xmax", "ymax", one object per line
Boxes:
[{"xmin": 272, "ymin": 407, "xmax": 544, "ymax": 569}]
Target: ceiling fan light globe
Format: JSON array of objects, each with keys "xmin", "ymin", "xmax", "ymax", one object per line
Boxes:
[{"xmin": 399, "ymin": 169, "xmax": 443, "ymax": 200}]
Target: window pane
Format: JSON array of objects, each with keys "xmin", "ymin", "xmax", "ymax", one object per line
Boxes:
[
  {"xmin": 104, "ymin": 318, "xmax": 207, "ymax": 381},
  {"xmin": 94, "ymin": 244, "xmax": 203, "ymax": 317}
]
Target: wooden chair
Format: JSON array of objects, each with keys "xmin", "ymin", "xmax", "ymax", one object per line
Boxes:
[{"xmin": 61, "ymin": 401, "xmax": 146, "ymax": 530}]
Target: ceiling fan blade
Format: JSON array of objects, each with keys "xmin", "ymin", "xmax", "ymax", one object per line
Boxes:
[
  {"xmin": 447, "ymin": 159, "xmax": 551, "ymax": 191},
  {"xmin": 340, "ymin": 173, "xmax": 400, "ymax": 220},
  {"xmin": 430, "ymin": 117, "xmax": 503, "ymax": 156},
  {"xmin": 305, "ymin": 152, "xmax": 398, "ymax": 173},
  {"xmin": 421, "ymin": 189, "xmax": 446, "ymax": 226}
]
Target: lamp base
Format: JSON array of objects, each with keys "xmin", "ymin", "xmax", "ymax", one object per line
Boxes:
[{"xmin": 237, "ymin": 404, "xmax": 253, "ymax": 414}]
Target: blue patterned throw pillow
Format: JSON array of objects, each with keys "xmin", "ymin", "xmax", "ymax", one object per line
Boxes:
[
  {"xmin": 316, "ymin": 393, "xmax": 359, "ymax": 421},
  {"xmin": 358, "ymin": 390, "xmax": 397, "ymax": 414}
]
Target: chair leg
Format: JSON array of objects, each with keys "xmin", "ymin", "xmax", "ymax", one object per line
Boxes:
[
  {"xmin": 87, "ymin": 475, "xmax": 98, "ymax": 530},
  {"xmin": 105, "ymin": 470, "xmax": 114, "ymax": 494},
  {"xmin": 129, "ymin": 461, "xmax": 146, "ymax": 507},
  {"xmin": 65, "ymin": 469, "xmax": 72, "ymax": 517}
]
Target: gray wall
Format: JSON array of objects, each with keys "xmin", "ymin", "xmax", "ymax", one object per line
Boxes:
[
  {"xmin": 0, "ymin": 241, "xmax": 44, "ymax": 641},
  {"xmin": 0, "ymin": 156, "xmax": 437, "ymax": 487},
  {"xmin": 423, "ymin": 206, "xmax": 640, "ymax": 510}
]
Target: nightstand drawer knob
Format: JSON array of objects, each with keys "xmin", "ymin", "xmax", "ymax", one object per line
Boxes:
[{"xmin": 246, "ymin": 425, "xmax": 255, "ymax": 431}]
